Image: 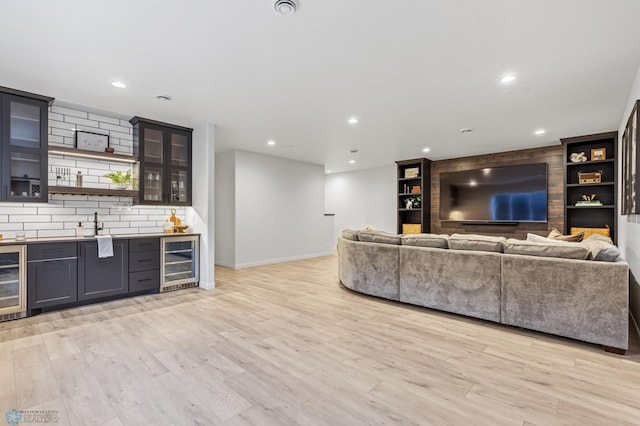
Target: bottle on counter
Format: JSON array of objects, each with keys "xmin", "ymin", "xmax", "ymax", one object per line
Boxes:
[
  {"xmin": 75, "ymin": 222, "xmax": 84, "ymax": 237},
  {"xmin": 163, "ymin": 220, "xmax": 175, "ymax": 234},
  {"xmin": 76, "ymin": 171, "xmax": 83, "ymax": 188}
]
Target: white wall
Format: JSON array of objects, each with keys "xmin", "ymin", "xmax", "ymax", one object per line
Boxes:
[
  {"xmin": 618, "ymin": 63, "xmax": 640, "ymax": 332},
  {"xmin": 215, "ymin": 150, "xmax": 333, "ymax": 268},
  {"xmin": 214, "ymin": 151, "xmax": 236, "ymax": 267},
  {"xmin": 190, "ymin": 122, "xmax": 215, "ymax": 289},
  {"xmin": 234, "ymin": 150, "xmax": 332, "ymax": 267},
  {"xmin": 324, "ymin": 164, "xmax": 397, "ymax": 242}
]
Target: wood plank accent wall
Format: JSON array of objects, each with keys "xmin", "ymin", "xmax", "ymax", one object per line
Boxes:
[{"xmin": 431, "ymin": 144, "xmax": 564, "ymax": 239}]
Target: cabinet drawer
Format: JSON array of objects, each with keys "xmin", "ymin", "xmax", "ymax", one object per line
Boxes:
[
  {"xmin": 129, "ymin": 238, "xmax": 160, "ymax": 253},
  {"xmin": 129, "ymin": 251, "xmax": 160, "ymax": 272},
  {"xmin": 28, "ymin": 242, "xmax": 77, "ymax": 261},
  {"xmin": 129, "ymin": 269, "xmax": 160, "ymax": 292}
]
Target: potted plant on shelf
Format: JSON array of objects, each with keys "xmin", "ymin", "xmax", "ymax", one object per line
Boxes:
[{"xmin": 105, "ymin": 170, "xmax": 133, "ymax": 190}]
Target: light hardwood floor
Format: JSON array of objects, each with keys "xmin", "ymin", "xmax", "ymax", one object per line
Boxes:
[{"xmin": 1, "ymin": 254, "xmax": 639, "ymax": 425}]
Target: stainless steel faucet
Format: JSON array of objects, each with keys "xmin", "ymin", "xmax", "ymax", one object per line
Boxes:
[{"xmin": 94, "ymin": 212, "xmax": 103, "ymax": 236}]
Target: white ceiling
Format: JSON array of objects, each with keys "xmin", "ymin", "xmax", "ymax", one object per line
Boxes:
[{"xmin": 2, "ymin": 0, "xmax": 640, "ymax": 173}]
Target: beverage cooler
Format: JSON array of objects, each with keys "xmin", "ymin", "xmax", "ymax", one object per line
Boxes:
[
  {"xmin": 161, "ymin": 236, "xmax": 199, "ymax": 291},
  {"xmin": 0, "ymin": 245, "xmax": 26, "ymax": 320}
]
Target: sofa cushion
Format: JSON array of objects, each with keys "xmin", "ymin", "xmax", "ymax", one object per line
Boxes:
[
  {"xmin": 504, "ymin": 238, "xmax": 588, "ymax": 259},
  {"xmin": 448, "ymin": 234, "xmax": 506, "ymax": 253},
  {"xmin": 341, "ymin": 229, "xmax": 360, "ymax": 241},
  {"xmin": 401, "ymin": 233, "xmax": 449, "ymax": 248},
  {"xmin": 581, "ymin": 234, "xmax": 621, "ymax": 262},
  {"xmin": 358, "ymin": 229, "xmax": 402, "ymax": 245},
  {"xmin": 548, "ymin": 227, "xmax": 583, "ymax": 242}
]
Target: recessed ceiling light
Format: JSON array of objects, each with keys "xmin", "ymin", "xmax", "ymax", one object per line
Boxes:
[
  {"xmin": 349, "ymin": 160, "xmax": 356, "ymax": 164},
  {"xmin": 326, "ymin": 170, "xmax": 332, "ymax": 174},
  {"xmin": 274, "ymin": 0, "xmax": 297, "ymax": 15},
  {"xmin": 348, "ymin": 117, "xmax": 358, "ymax": 125},
  {"xmin": 267, "ymin": 140, "xmax": 276, "ymax": 146},
  {"xmin": 111, "ymin": 81, "xmax": 126, "ymax": 89},
  {"xmin": 534, "ymin": 129, "xmax": 546, "ymax": 135},
  {"xmin": 501, "ymin": 74, "xmax": 516, "ymax": 84},
  {"xmin": 422, "ymin": 147, "xmax": 431, "ymax": 153}
]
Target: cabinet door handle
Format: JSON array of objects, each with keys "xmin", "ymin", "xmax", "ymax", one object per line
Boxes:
[
  {"xmin": 44, "ymin": 249, "xmax": 63, "ymax": 254},
  {"xmin": 138, "ymin": 258, "xmax": 152, "ymax": 263},
  {"xmin": 138, "ymin": 278, "xmax": 152, "ymax": 282}
]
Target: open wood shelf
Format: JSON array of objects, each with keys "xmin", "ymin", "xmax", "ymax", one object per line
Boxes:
[
  {"xmin": 48, "ymin": 146, "xmax": 138, "ymax": 163},
  {"xmin": 49, "ymin": 186, "xmax": 138, "ymax": 197}
]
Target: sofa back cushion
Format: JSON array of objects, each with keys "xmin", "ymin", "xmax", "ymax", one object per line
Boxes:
[
  {"xmin": 448, "ymin": 234, "xmax": 506, "ymax": 253},
  {"xmin": 358, "ymin": 229, "xmax": 402, "ymax": 245},
  {"xmin": 341, "ymin": 229, "xmax": 360, "ymax": 241},
  {"xmin": 504, "ymin": 238, "xmax": 588, "ymax": 259},
  {"xmin": 401, "ymin": 234, "xmax": 449, "ymax": 248}
]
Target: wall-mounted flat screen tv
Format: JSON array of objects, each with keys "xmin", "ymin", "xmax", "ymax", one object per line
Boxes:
[{"xmin": 440, "ymin": 163, "xmax": 548, "ymax": 222}]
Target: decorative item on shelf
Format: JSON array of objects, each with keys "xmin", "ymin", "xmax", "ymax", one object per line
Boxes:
[
  {"xmin": 104, "ymin": 170, "xmax": 133, "ymax": 189},
  {"xmin": 411, "ymin": 185, "xmax": 421, "ymax": 194},
  {"xmin": 402, "ymin": 223, "xmax": 421, "ymax": 234},
  {"xmin": 404, "ymin": 195, "xmax": 422, "ymax": 209},
  {"xmin": 105, "ymin": 147, "xmax": 115, "ymax": 153},
  {"xmin": 591, "ymin": 147, "xmax": 606, "ymax": 161},
  {"xmin": 76, "ymin": 130, "xmax": 109, "ymax": 152},
  {"xmin": 569, "ymin": 152, "xmax": 588, "ymax": 163},
  {"xmin": 578, "ymin": 171, "xmax": 602, "ymax": 184},
  {"xmin": 404, "ymin": 167, "xmax": 419, "ymax": 178},
  {"xmin": 168, "ymin": 209, "xmax": 189, "ymax": 233},
  {"xmin": 75, "ymin": 171, "xmax": 83, "ymax": 188},
  {"xmin": 575, "ymin": 194, "xmax": 602, "ymax": 206},
  {"xmin": 570, "ymin": 224, "xmax": 610, "ymax": 239},
  {"xmin": 56, "ymin": 168, "xmax": 71, "ymax": 186},
  {"xmin": 404, "ymin": 198, "xmax": 414, "ymax": 209}
]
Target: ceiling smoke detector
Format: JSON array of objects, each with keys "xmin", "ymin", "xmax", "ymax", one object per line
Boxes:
[{"xmin": 274, "ymin": 0, "xmax": 297, "ymax": 15}]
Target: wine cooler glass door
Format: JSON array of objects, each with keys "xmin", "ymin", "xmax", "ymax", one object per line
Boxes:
[{"xmin": 0, "ymin": 245, "xmax": 26, "ymax": 316}]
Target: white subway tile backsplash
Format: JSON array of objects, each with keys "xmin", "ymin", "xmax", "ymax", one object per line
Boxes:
[
  {"xmin": 51, "ymin": 106, "xmax": 88, "ymax": 118},
  {"xmin": 37, "ymin": 207, "xmax": 76, "ymax": 215},
  {"xmin": 24, "ymin": 223, "xmax": 63, "ymax": 231},
  {"xmin": 38, "ymin": 229, "xmax": 75, "ymax": 238},
  {"xmin": 0, "ymin": 215, "xmax": 7, "ymax": 222},
  {"xmin": 0, "ymin": 207, "xmax": 37, "ymax": 215},
  {"xmin": 49, "ymin": 112, "xmax": 64, "ymax": 121},
  {"xmin": 88, "ymin": 113, "xmax": 120, "ymax": 125},
  {"xmin": 63, "ymin": 116, "xmax": 100, "ymax": 128},
  {"xmin": 99, "ymin": 122, "xmax": 131, "ymax": 134},
  {"xmin": 10, "ymin": 215, "xmax": 51, "ymax": 223},
  {"xmin": 0, "ymin": 223, "xmax": 27, "ymax": 231}
]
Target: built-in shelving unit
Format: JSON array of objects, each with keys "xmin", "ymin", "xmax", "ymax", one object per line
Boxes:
[
  {"xmin": 561, "ymin": 131, "xmax": 617, "ymax": 243},
  {"xmin": 395, "ymin": 158, "xmax": 431, "ymax": 234}
]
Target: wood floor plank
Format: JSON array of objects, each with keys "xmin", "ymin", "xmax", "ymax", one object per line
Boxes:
[{"xmin": 0, "ymin": 254, "xmax": 639, "ymax": 424}]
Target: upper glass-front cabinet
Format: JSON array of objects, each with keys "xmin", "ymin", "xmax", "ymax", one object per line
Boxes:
[
  {"xmin": 130, "ymin": 117, "xmax": 192, "ymax": 206},
  {"xmin": 0, "ymin": 88, "xmax": 53, "ymax": 203}
]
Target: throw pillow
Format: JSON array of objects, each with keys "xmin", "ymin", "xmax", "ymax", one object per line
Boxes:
[
  {"xmin": 526, "ymin": 233, "xmax": 559, "ymax": 243},
  {"xmin": 448, "ymin": 234, "xmax": 506, "ymax": 253},
  {"xmin": 358, "ymin": 229, "xmax": 402, "ymax": 245},
  {"xmin": 401, "ymin": 234, "xmax": 449, "ymax": 248},
  {"xmin": 341, "ymin": 229, "xmax": 359, "ymax": 241},
  {"xmin": 548, "ymin": 228, "xmax": 583, "ymax": 242},
  {"xmin": 594, "ymin": 245, "xmax": 622, "ymax": 262},
  {"xmin": 504, "ymin": 238, "xmax": 589, "ymax": 260}
]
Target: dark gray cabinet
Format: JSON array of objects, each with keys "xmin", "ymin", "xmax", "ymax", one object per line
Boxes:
[
  {"xmin": 129, "ymin": 237, "xmax": 160, "ymax": 292},
  {"xmin": 27, "ymin": 242, "xmax": 77, "ymax": 309},
  {"xmin": 78, "ymin": 239, "xmax": 129, "ymax": 301},
  {"xmin": 0, "ymin": 87, "xmax": 53, "ymax": 203},
  {"xmin": 130, "ymin": 116, "xmax": 192, "ymax": 206}
]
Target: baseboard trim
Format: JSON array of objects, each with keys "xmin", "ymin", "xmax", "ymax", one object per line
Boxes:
[{"xmin": 230, "ymin": 251, "xmax": 334, "ymax": 270}]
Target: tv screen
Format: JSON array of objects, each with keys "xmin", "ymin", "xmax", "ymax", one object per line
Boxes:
[{"xmin": 440, "ymin": 163, "xmax": 548, "ymax": 222}]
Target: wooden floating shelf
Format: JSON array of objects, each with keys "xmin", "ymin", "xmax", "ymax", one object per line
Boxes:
[
  {"xmin": 49, "ymin": 186, "xmax": 138, "ymax": 197},
  {"xmin": 48, "ymin": 146, "xmax": 138, "ymax": 163}
]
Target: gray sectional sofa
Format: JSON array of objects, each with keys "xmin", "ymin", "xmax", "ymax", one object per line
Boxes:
[{"xmin": 337, "ymin": 231, "xmax": 629, "ymax": 353}]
